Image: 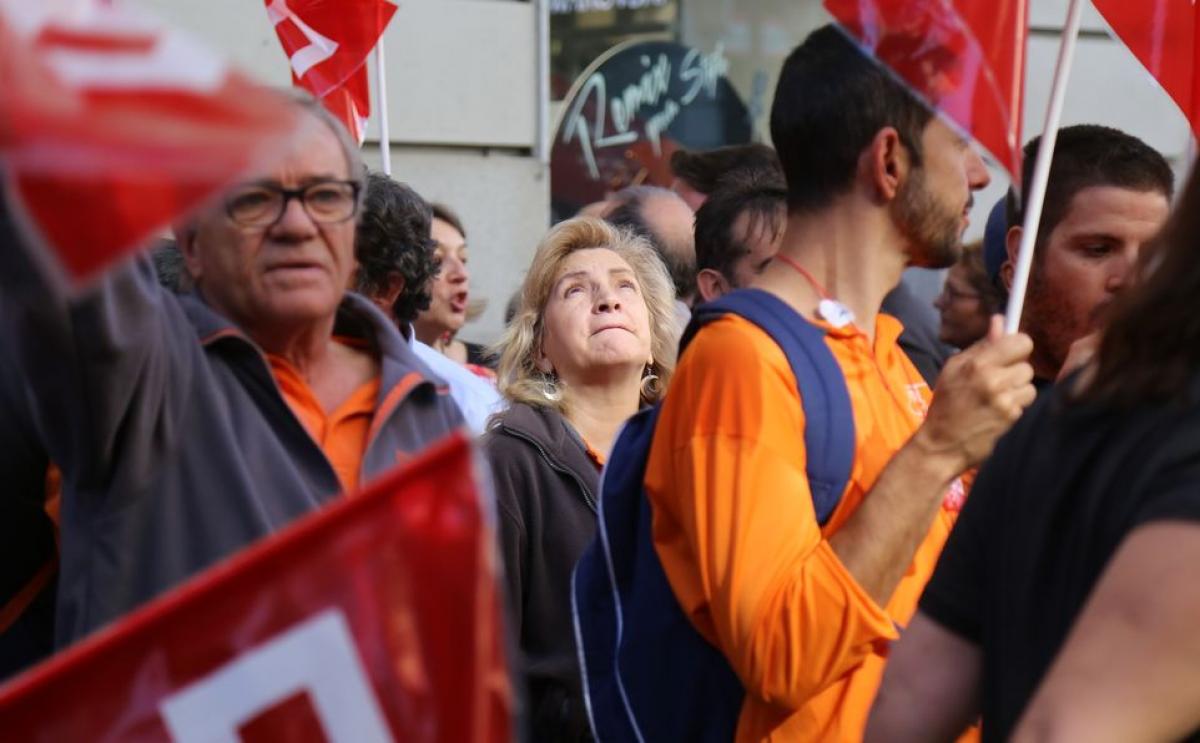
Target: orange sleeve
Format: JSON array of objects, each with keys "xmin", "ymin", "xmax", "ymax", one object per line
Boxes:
[{"xmin": 645, "ymin": 317, "xmax": 898, "ymax": 709}]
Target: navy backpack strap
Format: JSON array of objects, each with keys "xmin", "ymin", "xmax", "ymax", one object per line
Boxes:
[
  {"xmin": 574, "ymin": 405, "xmax": 744, "ymax": 743},
  {"xmin": 686, "ymin": 289, "xmax": 855, "ymax": 524}
]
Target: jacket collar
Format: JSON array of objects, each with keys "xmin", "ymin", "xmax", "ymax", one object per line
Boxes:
[
  {"xmin": 493, "ymin": 402, "xmax": 596, "ymax": 481},
  {"xmin": 180, "ymin": 290, "xmax": 436, "ymax": 400}
]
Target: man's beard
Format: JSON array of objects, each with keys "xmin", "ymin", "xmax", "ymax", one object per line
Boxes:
[
  {"xmin": 1021, "ymin": 266, "xmax": 1087, "ymax": 380},
  {"xmin": 892, "ymin": 168, "xmax": 965, "ymax": 269}
]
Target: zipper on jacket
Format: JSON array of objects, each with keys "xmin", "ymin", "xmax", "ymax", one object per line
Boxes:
[{"xmin": 501, "ymin": 425, "xmax": 598, "ymax": 513}]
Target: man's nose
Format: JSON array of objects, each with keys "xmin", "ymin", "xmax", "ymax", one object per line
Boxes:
[
  {"xmin": 966, "ymin": 148, "xmax": 991, "ymax": 191},
  {"xmin": 1107, "ymin": 244, "xmax": 1141, "ymax": 291},
  {"xmin": 269, "ymin": 195, "xmax": 318, "ymax": 238}
]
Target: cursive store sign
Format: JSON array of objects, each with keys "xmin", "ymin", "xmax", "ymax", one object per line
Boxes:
[
  {"xmin": 551, "ymin": 41, "xmax": 751, "ymax": 216},
  {"xmin": 561, "ymin": 43, "xmax": 735, "ymax": 179}
]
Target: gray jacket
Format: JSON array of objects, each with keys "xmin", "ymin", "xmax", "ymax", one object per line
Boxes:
[{"xmin": 2, "ymin": 228, "xmax": 463, "ymax": 646}]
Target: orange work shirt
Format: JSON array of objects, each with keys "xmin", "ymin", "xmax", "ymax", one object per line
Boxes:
[
  {"xmin": 267, "ymin": 352, "xmax": 380, "ymax": 494},
  {"xmin": 644, "ymin": 312, "xmax": 962, "ymax": 742}
]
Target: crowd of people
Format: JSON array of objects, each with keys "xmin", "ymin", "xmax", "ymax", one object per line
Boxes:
[{"xmin": 2, "ymin": 20, "xmax": 1199, "ymax": 743}]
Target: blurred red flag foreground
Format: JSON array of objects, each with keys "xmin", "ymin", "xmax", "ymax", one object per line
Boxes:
[
  {"xmin": 823, "ymin": 0, "xmax": 1028, "ymax": 182},
  {"xmin": 0, "ymin": 0, "xmax": 301, "ymax": 288},
  {"xmin": 0, "ymin": 434, "xmax": 513, "ymax": 743},
  {"xmin": 1093, "ymin": 0, "xmax": 1200, "ymax": 139}
]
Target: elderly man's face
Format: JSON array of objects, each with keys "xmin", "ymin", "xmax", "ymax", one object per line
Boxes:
[{"xmin": 182, "ymin": 121, "xmax": 357, "ymax": 337}]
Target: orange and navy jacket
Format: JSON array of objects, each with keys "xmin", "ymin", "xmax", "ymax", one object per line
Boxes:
[{"xmin": 645, "ymin": 310, "xmax": 963, "ymax": 742}]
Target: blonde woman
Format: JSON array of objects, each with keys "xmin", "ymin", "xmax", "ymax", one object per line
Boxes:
[{"xmin": 484, "ymin": 217, "xmax": 677, "ymax": 742}]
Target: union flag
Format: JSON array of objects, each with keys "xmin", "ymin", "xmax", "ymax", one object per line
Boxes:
[
  {"xmin": 823, "ymin": 0, "xmax": 1029, "ymax": 181},
  {"xmin": 0, "ymin": 0, "xmax": 301, "ymax": 287},
  {"xmin": 265, "ymin": 0, "xmax": 397, "ymax": 143},
  {"xmin": 0, "ymin": 434, "xmax": 512, "ymax": 743},
  {"xmin": 1093, "ymin": 0, "xmax": 1200, "ymax": 139}
]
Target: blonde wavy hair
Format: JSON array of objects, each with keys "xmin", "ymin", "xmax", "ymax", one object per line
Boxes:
[{"xmin": 496, "ymin": 217, "xmax": 679, "ymax": 416}]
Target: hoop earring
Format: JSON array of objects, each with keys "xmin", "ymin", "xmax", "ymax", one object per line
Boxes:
[
  {"xmin": 540, "ymin": 372, "xmax": 563, "ymax": 403},
  {"xmin": 639, "ymin": 364, "xmax": 661, "ymax": 401}
]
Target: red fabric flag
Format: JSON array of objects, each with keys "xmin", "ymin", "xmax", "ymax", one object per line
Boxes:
[
  {"xmin": 0, "ymin": 1, "xmax": 302, "ymax": 287},
  {"xmin": 1093, "ymin": 0, "xmax": 1200, "ymax": 139},
  {"xmin": 0, "ymin": 434, "xmax": 512, "ymax": 743},
  {"xmin": 822, "ymin": 0, "xmax": 1028, "ymax": 181},
  {"xmin": 265, "ymin": 0, "xmax": 397, "ymax": 143}
]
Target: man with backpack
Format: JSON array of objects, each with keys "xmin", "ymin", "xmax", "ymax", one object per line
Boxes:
[{"xmin": 573, "ymin": 25, "xmax": 1036, "ymax": 742}]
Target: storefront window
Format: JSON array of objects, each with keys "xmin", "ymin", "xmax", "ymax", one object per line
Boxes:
[{"xmin": 549, "ymin": 0, "xmax": 827, "ymax": 218}]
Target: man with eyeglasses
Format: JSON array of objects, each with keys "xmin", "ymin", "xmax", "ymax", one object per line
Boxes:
[{"xmin": 0, "ymin": 90, "xmax": 463, "ymax": 648}]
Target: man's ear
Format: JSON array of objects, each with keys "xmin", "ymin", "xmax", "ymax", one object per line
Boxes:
[
  {"xmin": 696, "ymin": 268, "xmax": 730, "ymax": 303},
  {"xmin": 175, "ymin": 223, "xmax": 203, "ymax": 281},
  {"xmin": 382, "ymin": 271, "xmax": 405, "ymax": 308},
  {"xmin": 366, "ymin": 271, "xmax": 406, "ymax": 318},
  {"xmin": 1003, "ymin": 225, "xmax": 1022, "ymax": 292},
  {"xmin": 863, "ymin": 126, "xmax": 908, "ymax": 203}
]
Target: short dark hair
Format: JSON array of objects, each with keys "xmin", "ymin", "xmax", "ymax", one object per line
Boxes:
[
  {"xmin": 694, "ymin": 168, "xmax": 787, "ymax": 281},
  {"xmin": 770, "ymin": 24, "xmax": 933, "ymax": 214},
  {"xmin": 669, "ymin": 144, "xmax": 782, "ymax": 196},
  {"xmin": 354, "ymin": 173, "xmax": 440, "ymax": 324},
  {"xmin": 430, "ymin": 202, "xmax": 466, "ymax": 239},
  {"xmin": 606, "ymin": 186, "xmax": 697, "ymax": 301},
  {"xmin": 1006, "ymin": 124, "xmax": 1174, "ymax": 254}
]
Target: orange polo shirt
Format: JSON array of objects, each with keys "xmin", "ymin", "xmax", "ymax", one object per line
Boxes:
[
  {"xmin": 644, "ymin": 311, "xmax": 963, "ymax": 742},
  {"xmin": 267, "ymin": 352, "xmax": 380, "ymax": 494}
]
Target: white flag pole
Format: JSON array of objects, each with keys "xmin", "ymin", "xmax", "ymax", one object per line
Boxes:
[
  {"xmin": 375, "ymin": 43, "xmax": 392, "ymax": 176},
  {"xmin": 1004, "ymin": 0, "xmax": 1085, "ymax": 334}
]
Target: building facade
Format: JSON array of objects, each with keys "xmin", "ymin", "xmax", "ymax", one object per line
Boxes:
[{"xmin": 145, "ymin": 0, "xmax": 1191, "ymax": 343}]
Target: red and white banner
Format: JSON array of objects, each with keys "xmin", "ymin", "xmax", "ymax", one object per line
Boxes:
[
  {"xmin": 266, "ymin": 0, "xmax": 397, "ymax": 143},
  {"xmin": 823, "ymin": 0, "xmax": 1028, "ymax": 182},
  {"xmin": 0, "ymin": 0, "xmax": 302, "ymax": 287},
  {"xmin": 0, "ymin": 434, "xmax": 513, "ymax": 743},
  {"xmin": 1093, "ymin": 0, "xmax": 1200, "ymax": 140}
]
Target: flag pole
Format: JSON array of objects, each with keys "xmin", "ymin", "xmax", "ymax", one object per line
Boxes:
[
  {"xmin": 1004, "ymin": 0, "xmax": 1085, "ymax": 334},
  {"xmin": 375, "ymin": 44, "xmax": 392, "ymax": 176}
]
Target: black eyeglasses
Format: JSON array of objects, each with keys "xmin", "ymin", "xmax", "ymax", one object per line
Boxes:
[{"xmin": 224, "ymin": 180, "xmax": 360, "ymax": 228}]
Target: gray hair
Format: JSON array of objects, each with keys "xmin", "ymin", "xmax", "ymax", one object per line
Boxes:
[
  {"xmin": 278, "ymin": 87, "xmax": 368, "ymax": 201},
  {"xmin": 175, "ymin": 87, "xmax": 368, "ymax": 247}
]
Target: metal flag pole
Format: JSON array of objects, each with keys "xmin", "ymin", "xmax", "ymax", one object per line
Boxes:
[
  {"xmin": 375, "ymin": 43, "xmax": 392, "ymax": 176},
  {"xmin": 535, "ymin": 0, "xmax": 551, "ymax": 170},
  {"xmin": 1004, "ymin": 0, "xmax": 1085, "ymax": 334}
]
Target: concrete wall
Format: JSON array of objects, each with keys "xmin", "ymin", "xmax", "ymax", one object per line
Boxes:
[{"xmin": 136, "ymin": 0, "xmax": 548, "ymax": 345}]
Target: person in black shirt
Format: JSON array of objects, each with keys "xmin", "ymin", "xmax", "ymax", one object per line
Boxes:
[{"xmin": 866, "ymin": 156, "xmax": 1200, "ymax": 742}]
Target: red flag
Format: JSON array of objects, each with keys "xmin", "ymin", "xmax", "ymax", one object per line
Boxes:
[
  {"xmin": 0, "ymin": 434, "xmax": 512, "ymax": 743},
  {"xmin": 0, "ymin": 1, "xmax": 303, "ymax": 287},
  {"xmin": 1093, "ymin": 0, "xmax": 1200, "ymax": 139},
  {"xmin": 266, "ymin": 0, "xmax": 397, "ymax": 143},
  {"xmin": 823, "ymin": 0, "xmax": 1028, "ymax": 182}
]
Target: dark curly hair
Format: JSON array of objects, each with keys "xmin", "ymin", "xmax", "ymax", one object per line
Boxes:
[{"xmin": 354, "ymin": 173, "xmax": 440, "ymax": 324}]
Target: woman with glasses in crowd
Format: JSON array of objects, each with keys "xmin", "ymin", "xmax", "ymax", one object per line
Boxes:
[{"xmin": 933, "ymin": 240, "xmax": 1006, "ymax": 351}]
